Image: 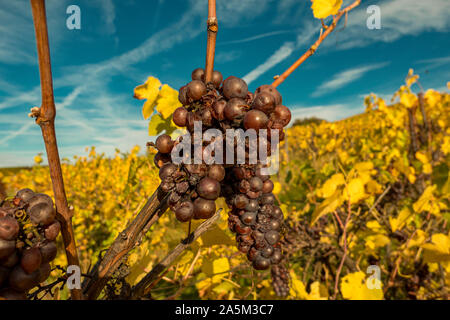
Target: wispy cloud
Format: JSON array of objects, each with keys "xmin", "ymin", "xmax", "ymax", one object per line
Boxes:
[
  {"xmin": 290, "ymin": 103, "xmax": 365, "ymax": 123},
  {"xmin": 243, "ymin": 42, "xmax": 296, "ymax": 85},
  {"xmin": 218, "ymin": 30, "xmax": 294, "ymax": 45},
  {"xmin": 242, "ymin": 21, "xmax": 318, "ymax": 85},
  {"xmin": 215, "ymin": 50, "xmax": 242, "ymax": 63},
  {"xmin": 99, "ymin": 0, "xmax": 116, "ymax": 35},
  {"xmin": 312, "ymin": 62, "xmax": 389, "ymax": 97},
  {"xmin": 416, "ymin": 56, "xmax": 450, "ymax": 71},
  {"xmin": 0, "ymin": 0, "xmax": 70, "ymax": 65}
]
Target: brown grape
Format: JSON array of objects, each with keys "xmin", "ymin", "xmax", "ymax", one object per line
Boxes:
[
  {"xmin": 255, "ymin": 84, "xmax": 282, "ymax": 105},
  {"xmin": 274, "ymin": 105, "xmax": 291, "ymax": 126},
  {"xmin": 0, "ymin": 239, "xmax": 16, "ymax": 260},
  {"xmin": 175, "ymin": 201, "xmax": 194, "ymax": 222},
  {"xmin": 224, "ymin": 98, "xmax": 247, "ymax": 121},
  {"xmin": 208, "ymin": 164, "xmax": 225, "ymax": 182},
  {"xmin": 0, "ymin": 216, "xmax": 19, "ymax": 241},
  {"xmin": 8, "ymin": 266, "xmax": 39, "ymax": 292},
  {"xmin": 173, "ymin": 107, "xmax": 188, "ymax": 127},
  {"xmin": 211, "ymin": 70, "xmax": 223, "ymax": 88},
  {"xmin": 155, "ymin": 134, "xmax": 174, "ymax": 154},
  {"xmin": 223, "ymin": 76, "xmax": 248, "ymax": 99},
  {"xmin": 29, "ymin": 203, "xmax": 55, "ymax": 226},
  {"xmin": 252, "ymin": 91, "xmax": 276, "ymax": 114},
  {"xmin": 39, "ymin": 242, "xmax": 57, "ymax": 264},
  {"xmin": 44, "ymin": 221, "xmax": 61, "ymax": 241},
  {"xmin": 187, "ymin": 80, "xmax": 207, "ymax": 101},
  {"xmin": 191, "ymin": 68, "xmax": 205, "ymax": 81},
  {"xmin": 20, "ymin": 247, "xmax": 42, "ymax": 275},
  {"xmin": 193, "ymin": 198, "xmax": 216, "ymax": 219},
  {"xmin": 244, "ymin": 110, "xmax": 269, "ymax": 130},
  {"xmin": 178, "ymin": 85, "xmax": 189, "ymax": 105}
]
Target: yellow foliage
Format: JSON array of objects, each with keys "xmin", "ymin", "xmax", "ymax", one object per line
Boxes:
[
  {"xmin": 422, "ymin": 233, "xmax": 450, "ymax": 263},
  {"xmin": 340, "ymin": 272, "xmax": 383, "ymax": 300},
  {"xmin": 310, "ymin": 0, "xmax": 343, "ymax": 19}
]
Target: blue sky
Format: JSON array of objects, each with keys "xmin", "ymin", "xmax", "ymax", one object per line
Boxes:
[{"xmin": 0, "ymin": 0, "xmax": 449, "ymax": 167}]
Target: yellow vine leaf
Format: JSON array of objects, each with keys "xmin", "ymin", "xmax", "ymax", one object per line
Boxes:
[
  {"xmin": 148, "ymin": 113, "xmax": 165, "ymax": 136},
  {"xmin": 156, "ymin": 84, "xmax": 182, "ymax": 119},
  {"xmin": 405, "ymin": 68, "xmax": 419, "ymax": 87},
  {"xmin": 341, "ymin": 271, "xmax": 383, "ymax": 300},
  {"xmin": 34, "ymin": 154, "xmax": 43, "ymax": 165},
  {"xmin": 413, "ymin": 185, "xmax": 440, "ymax": 216},
  {"xmin": 307, "ymin": 281, "xmax": 328, "ymax": 300},
  {"xmin": 400, "ymin": 91, "xmax": 418, "ymax": 109},
  {"xmin": 311, "ymin": 190, "xmax": 343, "ymax": 224},
  {"xmin": 421, "ymin": 233, "xmax": 450, "ymax": 263},
  {"xmin": 389, "ymin": 207, "xmax": 413, "ymax": 232},
  {"xmin": 318, "ymin": 173, "xmax": 345, "ymax": 198},
  {"xmin": 212, "ymin": 257, "xmax": 230, "ymax": 283},
  {"xmin": 310, "ymin": 0, "xmax": 343, "ymax": 19},
  {"xmin": 290, "ymin": 271, "xmax": 309, "ymax": 299},
  {"xmin": 365, "ymin": 234, "xmax": 390, "ymax": 251},
  {"xmin": 272, "ymin": 181, "xmax": 282, "ymax": 195},
  {"xmin": 407, "ymin": 229, "xmax": 426, "ymax": 248},
  {"xmin": 344, "ymin": 178, "xmax": 366, "ymax": 204},
  {"xmin": 415, "ymin": 151, "xmax": 429, "ymax": 164},
  {"xmin": 134, "ymin": 76, "xmax": 162, "ymax": 119},
  {"xmin": 424, "ymin": 89, "xmax": 441, "ymax": 108}
]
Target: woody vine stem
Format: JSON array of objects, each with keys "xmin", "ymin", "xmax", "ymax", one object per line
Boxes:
[{"xmin": 29, "ymin": 0, "xmax": 82, "ymax": 300}]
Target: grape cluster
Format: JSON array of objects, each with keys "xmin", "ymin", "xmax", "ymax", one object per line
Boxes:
[
  {"xmin": 0, "ymin": 189, "xmax": 60, "ymax": 300},
  {"xmin": 152, "ymin": 67, "xmax": 291, "ymax": 296},
  {"xmin": 153, "ymin": 134, "xmax": 225, "ymax": 222}
]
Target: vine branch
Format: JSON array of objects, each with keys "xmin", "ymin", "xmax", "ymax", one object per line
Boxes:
[
  {"xmin": 272, "ymin": 0, "xmax": 361, "ymax": 88},
  {"xmin": 131, "ymin": 209, "xmax": 222, "ymax": 299},
  {"xmin": 29, "ymin": 0, "xmax": 82, "ymax": 300},
  {"xmin": 82, "ymin": 188, "xmax": 169, "ymax": 299},
  {"xmin": 204, "ymin": 0, "xmax": 217, "ymax": 83}
]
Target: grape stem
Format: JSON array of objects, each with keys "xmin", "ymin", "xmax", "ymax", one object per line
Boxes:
[
  {"xmin": 271, "ymin": 0, "xmax": 361, "ymax": 88},
  {"xmin": 29, "ymin": 0, "xmax": 82, "ymax": 300},
  {"xmin": 204, "ymin": 0, "xmax": 218, "ymax": 83},
  {"xmin": 131, "ymin": 209, "xmax": 222, "ymax": 299}
]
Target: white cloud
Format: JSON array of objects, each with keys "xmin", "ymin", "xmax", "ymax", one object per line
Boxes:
[
  {"xmin": 99, "ymin": 0, "xmax": 116, "ymax": 35},
  {"xmin": 312, "ymin": 62, "xmax": 389, "ymax": 97},
  {"xmin": 218, "ymin": 30, "xmax": 294, "ymax": 45},
  {"xmin": 290, "ymin": 103, "xmax": 365, "ymax": 122},
  {"xmin": 0, "ymin": 0, "xmax": 70, "ymax": 65},
  {"xmin": 215, "ymin": 50, "xmax": 242, "ymax": 63},
  {"xmin": 242, "ymin": 21, "xmax": 318, "ymax": 85},
  {"xmin": 243, "ymin": 42, "xmax": 296, "ymax": 85}
]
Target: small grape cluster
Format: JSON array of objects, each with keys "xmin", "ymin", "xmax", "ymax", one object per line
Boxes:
[
  {"xmin": 271, "ymin": 264, "xmax": 290, "ymax": 297},
  {"xmin": 0, "ymin": 189, "xmax": 61, "ymax": 300},
  {"xmin": 152, "ymin": 67, "xmax": 291, "ymax": 296}
]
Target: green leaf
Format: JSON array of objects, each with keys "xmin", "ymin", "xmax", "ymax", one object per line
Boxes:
[{"xmin": 148, "ymin": 114, "xmax": 165, "ymax": 136}]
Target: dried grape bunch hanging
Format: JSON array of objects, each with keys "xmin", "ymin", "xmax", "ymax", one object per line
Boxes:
[
  {"xmin": 151, "ymin": 67, "xmax": 291, "ymax": 296},
  {"xmin": 0, "ymin": 189, "xmax": 61, "ymax": 300}
]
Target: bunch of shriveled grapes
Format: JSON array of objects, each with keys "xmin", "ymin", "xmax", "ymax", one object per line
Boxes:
[
  {"xmin": 152, "ymin": 67, "xmax": 291, "ymax": 296},
  {"xmin": 0, "ymin": 189, "xmax": 61, "ymax": 300}
]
